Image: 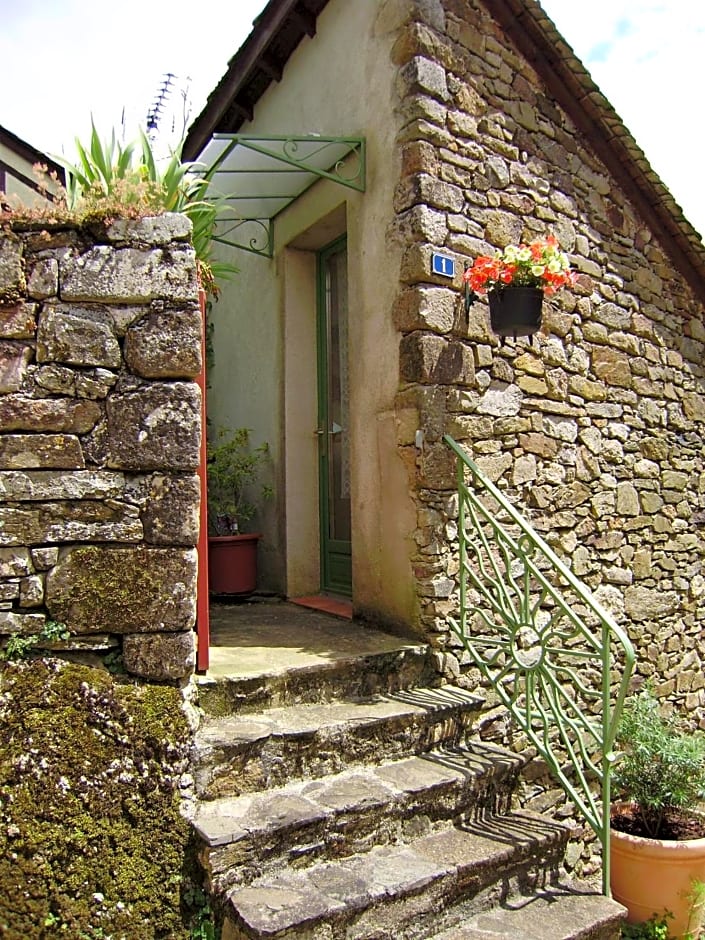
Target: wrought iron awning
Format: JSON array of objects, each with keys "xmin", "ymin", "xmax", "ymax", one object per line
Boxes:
[{"xmin": 198, "ymin": 134, "xmax": 366, "ymax": 257}]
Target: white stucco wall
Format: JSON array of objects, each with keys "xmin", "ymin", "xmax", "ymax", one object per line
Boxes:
[
  {"xmin": 206, "ymin": 0, "xmax": 419, "ymax": 628},
  {"xmin": 0, "ymin": 143, "xmax": 45, "ymax": 205}
]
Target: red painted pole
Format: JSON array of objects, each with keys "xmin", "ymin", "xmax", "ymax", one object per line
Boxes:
[{"xmin": 196, "ymin": 287, "xmax": 210, "ymax": 672}]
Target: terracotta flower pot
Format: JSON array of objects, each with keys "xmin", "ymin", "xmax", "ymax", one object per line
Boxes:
[
  {"xmin": 611, "ymin": 807, "xmax": 705, "ymax": 938},
  {"xmin": 207, "ymin": 533, "xmax": 260, "ymax": 595}
]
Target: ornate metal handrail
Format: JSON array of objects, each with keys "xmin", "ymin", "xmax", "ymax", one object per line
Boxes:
[{"xmin": 443, "ymin": 435, "xmax": 635, "ymax": 895}]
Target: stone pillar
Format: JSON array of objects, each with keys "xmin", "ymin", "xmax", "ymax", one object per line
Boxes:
[{"xmin": 0, "ymin": 215, "xmax": 201, "ymax": 680}]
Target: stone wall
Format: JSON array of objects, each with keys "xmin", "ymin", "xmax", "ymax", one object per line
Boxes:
[
  {"xmin": 0, "ymin": 215, "xmax": 202, "ymax": 680},
  {"xmin": 390, "ymin": 1, "xmax": 705, "ymax": 710}
]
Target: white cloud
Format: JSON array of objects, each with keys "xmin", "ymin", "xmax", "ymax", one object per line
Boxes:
[
  {"xmin": 0, "ymin": 0, "xmax": 268, "ymax": 158},
  {"xmin": 540, "ymin": 0, "xmax": 705, "ymax": 237}
]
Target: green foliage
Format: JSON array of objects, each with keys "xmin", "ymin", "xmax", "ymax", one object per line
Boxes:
[
  {"xmin": 183, "ymin": 883, "xmax": 218, "ymax": 940},
  {"xmin": 615, "ymin": 688, "xmax": 705, "ymax": 838},
  {"xmin": 207, "ymin": 428, "xmax": 271, "ymax": 535},
  {"xmin": 102, "ymin": 647, "xmax": 126, "ymax": 676},
  {"xmin": 1, "ymin": 633, "xmax": 38, "ymax": 662},
  {"xmin": 0, "ymin": 620, "xmax": 70, "ymax": 662},
  {"xmin": 0, "ymin": 659, "xmax": 202, "ymax": 938},
  {"xmin": 620, "ymin": 905, "xmax": 700, "ymax": 940},
  {"xmin": 55, "ymin": 122, "xmax": 237, "ymax": 296},
  {"xmin": 685, "ymin": 879, "xmax": 705, "ymax": 938},
  {"xmin": 1, "ymin": 121, "xmax": 237, "ymax": 297},
  {"xmin": 621, "ymin": 914, "xmax": 672, "ymax": 939}
]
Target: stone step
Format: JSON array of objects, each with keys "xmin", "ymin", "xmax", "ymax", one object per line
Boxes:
[
  {"xmin": 197, "ymin": 642, "xmax": 437, "ymax": 718},
  {"xmin": 192, "ymin": 686, "xmax": 484, "ymax": 800},
  {"xmin": 195, "ymin": 742, "xmax": 525, "ymax": 893},
  {"xmin": 220, "ymin": 811, "xmax": 571, "ymax": 940},
  {"xmin": 428, "ymin": 891, "xmax": 625, "ymax": 939}
]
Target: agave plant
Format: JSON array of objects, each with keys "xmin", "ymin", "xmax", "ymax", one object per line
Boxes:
[{"xmin": 55, "ymin": 122, "xmax": 236, "ymax": 295}]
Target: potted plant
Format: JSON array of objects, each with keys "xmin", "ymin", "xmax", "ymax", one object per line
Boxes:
[
  {"xmin": 610, "ymin": 687, "xmax": 705, "ymax": 938},
  {"xmin": 206, "ymin": 427, "xmax": 271, "ymax": 595},
  {"xmin": 463, "ymin": 234, "xmax": 574, "ymax": 337}
]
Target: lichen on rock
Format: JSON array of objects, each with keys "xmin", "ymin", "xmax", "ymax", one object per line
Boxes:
[{"xmin": 0, "ymin": 658, "xmax": 200, "ymax": 938}]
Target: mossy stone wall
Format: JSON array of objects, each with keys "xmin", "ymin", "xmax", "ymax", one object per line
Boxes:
[
  {"xmin": 0, "ymin": 215, "xmax": 202, "ymax": 679},
  {"xmin": 0, "ymin": 659, "xmax": 196, "ymax": 938}
]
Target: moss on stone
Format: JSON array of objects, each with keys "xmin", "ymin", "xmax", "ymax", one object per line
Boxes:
[{"xmin": 0, "ymin": 658, "xmax": 203, "ymax": 938}]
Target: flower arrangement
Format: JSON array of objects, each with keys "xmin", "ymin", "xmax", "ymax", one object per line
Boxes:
[{"xmin": 463, "ymin": 235, "xmax": 574, "ymax": 295}]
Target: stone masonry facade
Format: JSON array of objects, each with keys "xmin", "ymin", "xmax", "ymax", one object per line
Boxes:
[
  {"xmin": 0, "ymin": 215, "xmax": 202, "ymax": 681},
  {"xmin": 390, "ymin": 1, "xmax": 705, "ymax": 713}
]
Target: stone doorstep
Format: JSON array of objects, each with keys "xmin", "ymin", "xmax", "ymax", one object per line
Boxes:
[
  {"xmin": 428, "ymin": 891, "xmax": 626, "ymax": 940},
  {"xmin": 197, "ymin": 644, "xmax": 439, "ymax": 718},
  {"xmin": 192, "ymin": 687, "xmax": 485, "ymax": 800},
  {"xmin": 222, "ymin": 811, "xmax": 570, "ymax": 939},
  {"xmin": 195, "ymin": 743, "xmax": 525, "ymax": 889}
]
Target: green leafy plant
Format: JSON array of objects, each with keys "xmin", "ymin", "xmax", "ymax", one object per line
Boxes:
[
  {"xmin": 620, "ymin": 906, "xmax": 700, "ymax": 940},
  {"xmin": 207, "ymin": 428, "xmax": 271, "ymax": 536},
  {"xmin": 1, "ymin": 121, "xmax": 236, "ymax": 296},
  {"xmin": 56, "ymin": 122, "xmax": 237, "ymax": 296},
  {"xmin": 0, "ymin": 620, "xmax": 70, "ymax": 662},
  {"xmin": 614, "ymin": 688, "xmax": 705, "ymax": 839},
  {"xmin": 185, "ymin": 884, "xmax": 217, "ymax": 940},
  {"xmin": 621, "ymin": 914, "xmax": 672, "ymax": 939},
  {"xmin": 102, "ymin": 648, "xmax": 126, "ymax": 676}
]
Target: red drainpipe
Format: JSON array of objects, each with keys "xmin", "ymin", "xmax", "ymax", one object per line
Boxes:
[{"xmin": 196, "ymin": 287, "xmax": 210, "ymax": 672}]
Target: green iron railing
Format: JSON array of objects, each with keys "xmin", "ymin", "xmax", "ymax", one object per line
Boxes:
[{"xmin": 444, "ymin": 435, "xmax": 635, "ymax": 895}]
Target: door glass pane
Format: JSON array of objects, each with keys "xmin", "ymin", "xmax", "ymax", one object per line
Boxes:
[{"xmin": 324, "ymin": 246, "xmax": 351, "ymax": 543}]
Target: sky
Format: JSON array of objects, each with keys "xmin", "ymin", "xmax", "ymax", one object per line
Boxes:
[{"xmin": 1, "ymin": 1, "xmax": 703, "ymax": 239}]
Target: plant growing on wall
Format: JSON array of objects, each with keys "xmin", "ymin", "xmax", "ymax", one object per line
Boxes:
[{"xmin": 1, "ymin": 122, "xmax": 236, "ymax": 296}]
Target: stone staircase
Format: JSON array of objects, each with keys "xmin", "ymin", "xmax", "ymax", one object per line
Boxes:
[{"xmin": 191, "ymin": 618, "xmax": 624, "ymax": 939}]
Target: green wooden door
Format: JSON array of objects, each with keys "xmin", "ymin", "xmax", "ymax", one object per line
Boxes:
[{"xmin": 317, "ymin": 236, "xmax": 352, "ymax": 596}]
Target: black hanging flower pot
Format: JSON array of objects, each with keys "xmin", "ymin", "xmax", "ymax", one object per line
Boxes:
[{"xmin": 488, "ymin": 286, "xmax": 544, "ymax": 337}]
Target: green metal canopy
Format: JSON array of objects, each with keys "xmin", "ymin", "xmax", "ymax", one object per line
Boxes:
[{"xmin": 198, "ymin": 134, "xmax": 366, "ymax": 257}]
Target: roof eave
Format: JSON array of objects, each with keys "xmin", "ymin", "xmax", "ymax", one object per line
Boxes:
[
  {"xmin": 0, "ymin": 124, "xmax": 65, "ymax": 181},
  {"xmin": 184, "ymin": 0, "xmax": 317, "ymax": 160}
]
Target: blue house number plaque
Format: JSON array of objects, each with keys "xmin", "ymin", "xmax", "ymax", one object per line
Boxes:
[{"xmin": 431, "ymin": 253, "xmax": 455, "ymax": 278}]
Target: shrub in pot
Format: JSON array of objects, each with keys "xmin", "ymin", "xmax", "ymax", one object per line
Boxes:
[
  {"xmin": 611, "ymin": 688, "xmax": 705, "ymax": 938},
  {"xmin": 206, "ymin": 428, "xmax": 271, "ymax": 595}
]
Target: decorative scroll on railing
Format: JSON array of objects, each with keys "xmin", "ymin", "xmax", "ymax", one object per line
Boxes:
[
  {"xmin": 444, "ymin": 435, "xmax": 635, "ymax": 895},
  {"xmin": 199, "ymin": 135, "xmax": 366, "ymax": 257}
]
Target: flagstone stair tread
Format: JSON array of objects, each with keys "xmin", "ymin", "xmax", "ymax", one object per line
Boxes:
[
  {"xmin": 192, "ymin": 686, "xmax": 486, "ymax": 799},
  {"xmin": 195, "ymin": 742, "xmax": 524, "ymax": 849},
  {"xmin": 197, "ymin": 686, "xmax": 483, "ymax": 745},
  {"xmin": 428, "ymin": 891, "xmax": 625, "ymax": 939},
  {"xmin": 198, "ymin": 642, "xmax": 438, "ymax": 717},
  {"xmin": 223, "ymin": 812, "xmax": 571, "ymax": 938}
]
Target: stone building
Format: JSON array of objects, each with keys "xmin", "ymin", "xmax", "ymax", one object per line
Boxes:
[{"xmin": 186, "ymin": 0, "xmax": 704, "ymax": 696}]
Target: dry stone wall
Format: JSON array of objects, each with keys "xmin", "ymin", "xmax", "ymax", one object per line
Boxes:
[
  {"xmin": 390, "ymin": 1, "xmax": 705, "ymax": 711},
  {"xmin": 0, "ymin": 215, "xmax": 201, "ymax": 680}
]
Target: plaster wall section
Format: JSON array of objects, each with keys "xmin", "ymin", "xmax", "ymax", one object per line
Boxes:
[
  {"xmin": 208, "ymin": 0, "xmax": 419, "ymax": 624},
  {"xmin": 0, "ymin": 147, "xmax": 36, "ymax": 208},
  {"xmin": 390, "ymin": 0, "xmax": 705, "ymax": 699},
  {"xmin": 0, "ymin": 215, "xmax": 201, "ymax": 680}
]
